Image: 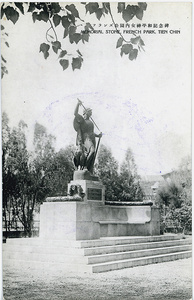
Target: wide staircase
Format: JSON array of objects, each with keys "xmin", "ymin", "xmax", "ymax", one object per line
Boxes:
[{"xmin": 3, "ymin": 234, "xmax": 192, "ymax": 273}]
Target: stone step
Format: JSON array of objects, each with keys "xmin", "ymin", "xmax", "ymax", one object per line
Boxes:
[
  {"xmin": 3, "ymin": 244, "xmax": 85, "ymax": 255},
  {"xmin": 3, "ymin": 243, "xmax": 191, "ymax": 264},
  {"xmin": 91, "ymin": 251, "xmax": 192, "ymax": 273},
  {"xmin": 5, "ymin": 238, "xmax": 81, "ymax": 248},
  {"xmin": 3, "ymin": 241, "xmax": 191, "ymax": 265},
  {"xmin": 5, "ymin": 234, "xmax": 181, "ymax": 248},
  {"xmin": 3, "ymin": 259, "xmax": 92, "ymax": 273},
  {"xmin": 3, "ymin": 235, "xmax": 191, "ymax": 273},
  {"xmin": 3, "ymin": 250, "xmax": 192, "ymax": 274},
  {"xmin": 87, "ymin": 244, "xmax": 192, "ymax": 264},
  {"xmin": 3, "ymin": 238, "xmax": 191, "ymax": 256},
  {"xmin": 84, "ymin": 238, "xmax": 192, "ymax": 256},
  {"xmin": 3, "ymin": 251, "xmax": 87, "ymax": 264},
  {"xmin": 79, "ymin": 235, "xmax": 181, "ymax": 248}
]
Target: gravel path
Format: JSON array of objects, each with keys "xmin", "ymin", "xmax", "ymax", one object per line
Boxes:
[{"xmin": 3, "ymin": 258, "xmax": 192, "ymax": 300}]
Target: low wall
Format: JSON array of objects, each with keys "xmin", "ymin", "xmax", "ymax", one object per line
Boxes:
[
  {"xmin": 99, "ymin": 205, "xmax": 160, "ymax": 237},
  {"xmin": 39, "ymin": 201, "xmax": 160, "ymax": 240}
]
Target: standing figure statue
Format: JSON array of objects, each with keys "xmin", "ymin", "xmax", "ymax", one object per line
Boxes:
[{"xmin": 73, "ymin": 99, "xmax": 102, "ymax": 173}]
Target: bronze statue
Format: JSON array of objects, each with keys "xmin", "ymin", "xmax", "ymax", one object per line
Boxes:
[{"xmin": 73, "ymin": 99, "xmax": 102, "ymax": 173}]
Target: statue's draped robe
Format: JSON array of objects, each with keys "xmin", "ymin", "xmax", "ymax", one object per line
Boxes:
[{"xmin": 74, "ymin": 114, "xmax": 96, "ymax": 150}]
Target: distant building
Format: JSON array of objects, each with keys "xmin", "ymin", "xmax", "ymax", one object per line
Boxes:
[
  {"xmin": 140, "ymin": 172, "xmax": 178, "ymax": 203},
  {"xmin": 161, "ymin": 171, "xmax": 176, "ymax": 183},
  {"xmin": 140, "ymin": 175, "xmax": 165, "ymax": 202}
]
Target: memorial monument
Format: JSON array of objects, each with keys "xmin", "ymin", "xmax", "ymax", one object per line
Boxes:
[
  {"xmin": 4, "ymin": 100, "xmax": 190, "ymax": 274},
  {"xmin": 39, "ymin": 99, "xmax": 160, "ymax": 240}
]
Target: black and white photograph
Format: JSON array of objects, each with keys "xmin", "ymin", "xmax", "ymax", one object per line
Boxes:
[{"xmin": 1, "ymin": 2, "xmax": 192, "ymax": 299}]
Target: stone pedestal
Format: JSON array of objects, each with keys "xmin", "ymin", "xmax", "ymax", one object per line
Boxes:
[
  {"xmin": 68, "ymin": 179, "xmax": 105, "ymax": 204},
  {"xmin": 39, "ymin": 202, "xmax": 101, "ymax": 240},
  {"xmin": 39, "ymin": 170, "xmax": 160, "ymax": 240},
  {"xmin": 39, "ymin": 201, "xmax": 160, "ymax": 240},
  {"xmin": 73, "ymin": 170, "xmax": 99, "ymax": 181},
  {"xmin": 68, "ymin": 170, "xmax": 105, "ymax": 204}
]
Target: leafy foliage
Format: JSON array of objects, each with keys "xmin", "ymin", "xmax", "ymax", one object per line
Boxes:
[
  {"xmin": 2, "ymin": 116, "xmax": 75, "ymax": 236},
  {"xmin": 1, "ymin": 2, "xmax": 147, "ymax": 77},
  {"xmin": 118, "ymin": 148, "xmax": 144, "ymax": 201},
  {"xmin": 118, "ymin": 2, "xmax": 147, "ymax": 22},
  {"xmin": 95, "ymin": 144, "xmax": 120, "ymax": 201},
  {"xmin": 95, "ymin": 145, "xmax": 143, "ymax": 201},
  {"xmin": 39, "ymin": 43, "xmax": 50, "ymax": 59},
  {"xmin": 2, "ymin": 112, "xmax": 11, "ymax": 228},
  {"xmin": 44, "ymin": 146, "xmax": 75, "ymax": 196},
  {"xmin": 72, "ymin": 56, "xmax": 83, "ymax": 70},
  {"xmin": 60, "ymin": 59, "xmax": 69, "ymax": 70},
  {"xmin": 3, "ymin": 5, "xmax": 19, "ymax": 24},
  {"xmin": 157, "ymin": 155, "xmax": 192, "ymax": 234},
  {"xmin": 158, "ymin": 182, "xmax": 183, "ymax": 209},
  {"xmin": 2, "ymin": 117, "xmax": 33, "ymax": 236},
  {"xmin": 161, "ymin": 204, "xmax": 192, "ymax": 234}
]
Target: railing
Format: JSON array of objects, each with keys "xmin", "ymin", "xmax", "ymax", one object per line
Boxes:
[{"xmin": 143, "ymin": 195, "xmax": 155, "ymax": 200}]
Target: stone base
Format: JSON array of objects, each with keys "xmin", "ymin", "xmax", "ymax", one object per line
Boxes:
[
  {"xmin": 73, "ymin": 170, "xmax": 98, "ymax": 181},
  {"xmin": 39, "ymin": 201, "xmax": 160, "ymax": 240},
  {"xmin": 39, "ymin": 202, "xmax": 101, "ymax": 240},
  {"xmin": 68, "ymin": 179, "xmax": 105, "ymax": 204}
]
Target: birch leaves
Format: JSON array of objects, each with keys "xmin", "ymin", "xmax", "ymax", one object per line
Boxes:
[{"xmin": 1, "ymin": 2, "xmax": 147, "ymax": 75}]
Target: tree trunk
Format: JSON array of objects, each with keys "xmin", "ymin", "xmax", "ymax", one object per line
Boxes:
[{"xmin": 3, "ymin": 203, "xmax": 8, "ymax": 238}]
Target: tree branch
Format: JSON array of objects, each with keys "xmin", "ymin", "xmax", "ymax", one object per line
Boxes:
[
  {"xmin": 46, "ymin": 25, "xmax": 53, "ymax": 43},
  {"xmin": 107, "ymin": 5, "xmax": 135, "ymax": 43},
  {"xmin": 48, "ymin": 19, "xmax": 58, "ymax": 41},
  {"xmin": 45, "ymin": 2, "xmax": 58, "ymax": 42}
]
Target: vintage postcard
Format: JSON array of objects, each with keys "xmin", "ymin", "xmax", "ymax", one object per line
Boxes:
[{"xmin": 1, "ymin": 2, "xmax": 192, "ymax": 299}]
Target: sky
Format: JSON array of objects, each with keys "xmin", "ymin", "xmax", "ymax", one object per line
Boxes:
[{"xmin": 1, "ymin": 2, "xmax": 192, "ymax": 175}]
